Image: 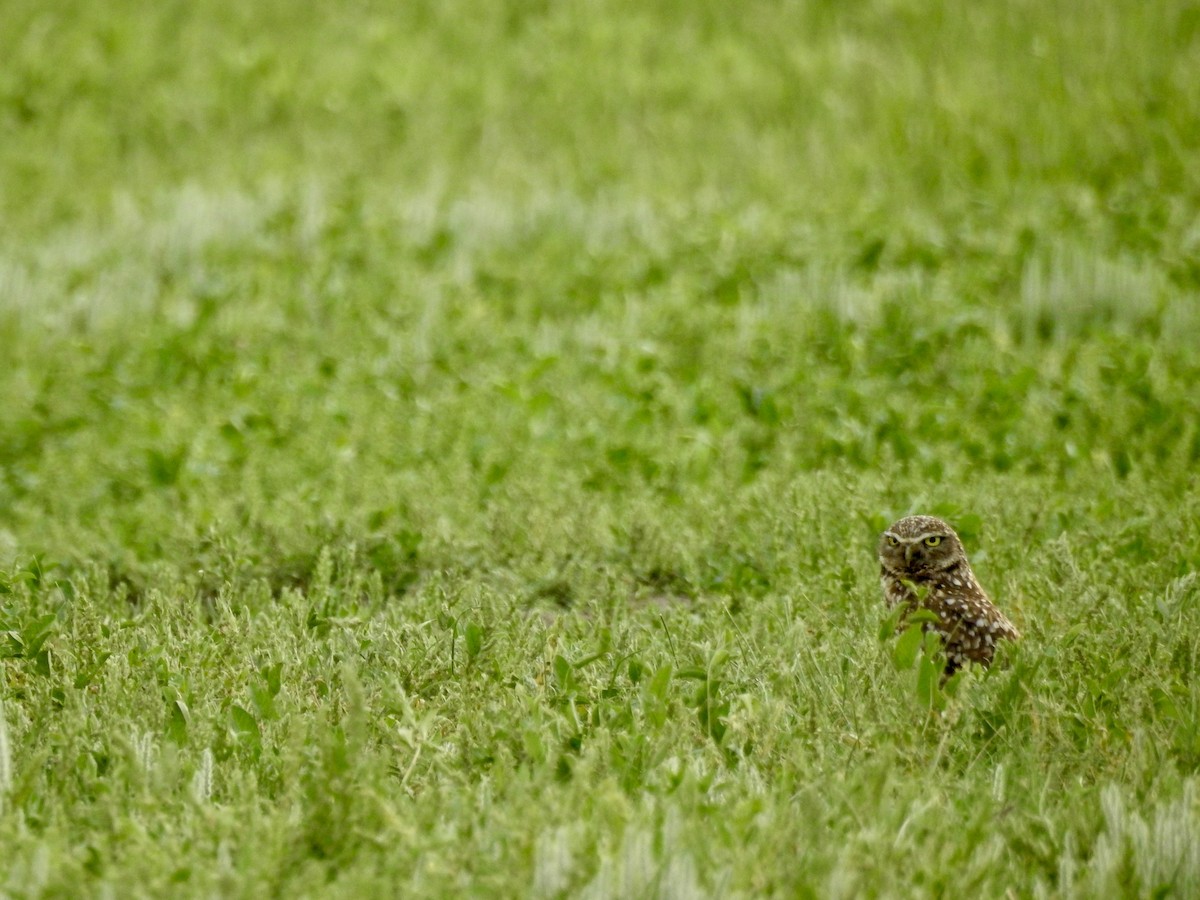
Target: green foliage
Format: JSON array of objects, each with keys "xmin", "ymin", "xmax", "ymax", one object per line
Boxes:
[{"xmin": 2, "ymin": 0, "xmax": 1200, "ymax": 895}]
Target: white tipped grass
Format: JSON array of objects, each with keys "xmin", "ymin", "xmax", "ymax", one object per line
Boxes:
[
  {"xmin": 0, "ymin": 182, "xmax": 294, "ymax": 332},
  {"xmin": 1019, "ymin": 241, "xmax": 1185, "ymax": 341},
  {"xmin": 0, "ymin": 696, "xmax": 11, "ymax": 810},
  {"xmin": 1076, "ymin": 781, "xmax": 1200, "ymax": 897},
  {"xmin": 191, "ymin": 747, "xmax": 214, "ymax": 805},
  {"xmin": 573, "ymin": 805, "xmax": 711, "ymax": 900},
  {"xmin": 532, "ymin": 825, "xmax": 576, "ymax": 898},
  {"xmin": 579, "ymin": 824, "xmax": 657, "ymax": 900},
  {"xmin": 134, "ymin": 731, "xmax": 156, "ymax": 776}
]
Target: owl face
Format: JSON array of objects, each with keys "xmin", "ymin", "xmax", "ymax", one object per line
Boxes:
[{"xmin": 878, "ymin": 515, "xmax": 966, "ymax": 579}]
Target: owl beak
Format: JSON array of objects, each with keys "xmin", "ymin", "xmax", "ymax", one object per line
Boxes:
[{"xmin": 904, "ymin": 544, "xmax": 915, "ymax": 563}]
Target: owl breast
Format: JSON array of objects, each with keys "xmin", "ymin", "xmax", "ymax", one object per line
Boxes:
[{"xmin": 881, "ymin": 563, "xmax": 1019, "ymax": 675}]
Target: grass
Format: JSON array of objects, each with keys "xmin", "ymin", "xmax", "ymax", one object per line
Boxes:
[{"xmin": 2, "ymin": 0, "xmax": 1200, "ymax": 896}]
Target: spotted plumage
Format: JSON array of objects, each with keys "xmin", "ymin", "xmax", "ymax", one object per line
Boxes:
[{"xmin": 878, "ymin": 515, "xmax": 1019, "ymax": 676}]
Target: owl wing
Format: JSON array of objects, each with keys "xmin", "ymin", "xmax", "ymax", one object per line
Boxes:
[{"xmin": 929, "ymin": 588, "xmax": 1020, "ymax": 668}]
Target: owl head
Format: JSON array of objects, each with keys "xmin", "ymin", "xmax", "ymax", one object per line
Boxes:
[{"xmin": 878, "ymin": 515, "xmax": 967, "ymax": 578}]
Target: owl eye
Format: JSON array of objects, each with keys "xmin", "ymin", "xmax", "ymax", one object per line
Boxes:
[
  {"xmin": 924, "ymin": 536, "xmax": 942, "ymax": 547},
  {"xmin": 886, "ymin": 536, "xmax": 899, "ymax": 546}
]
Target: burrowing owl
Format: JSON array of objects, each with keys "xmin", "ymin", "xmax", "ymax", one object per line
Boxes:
[{"xmin": 878, "ymin": 515, "xmax": 1019, "ymax": 676}]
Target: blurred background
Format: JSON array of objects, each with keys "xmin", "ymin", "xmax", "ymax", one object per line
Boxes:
[{"xmin": 3, "ymin": 0, "xmax": 1198, "ymax": 568}]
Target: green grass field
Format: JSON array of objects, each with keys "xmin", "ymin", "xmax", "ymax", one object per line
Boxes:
[{"xmin": 3, "ymin": 0, "xmax": 1200, "ymax": 896}]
